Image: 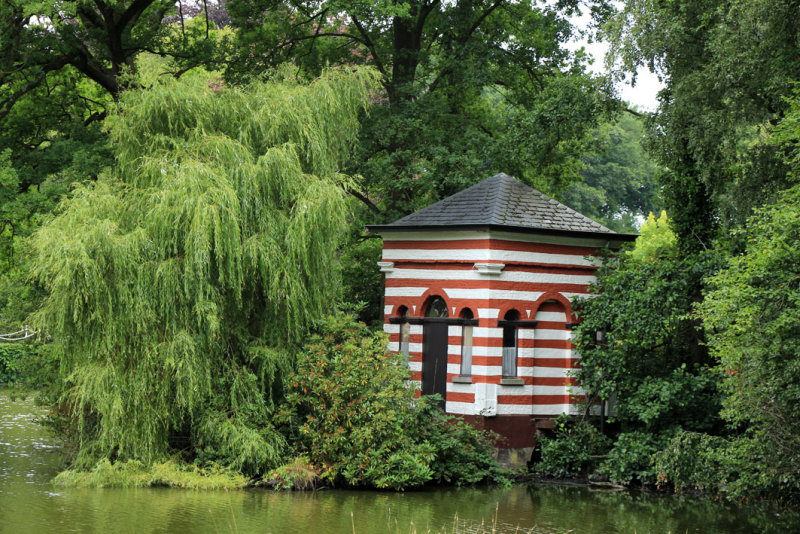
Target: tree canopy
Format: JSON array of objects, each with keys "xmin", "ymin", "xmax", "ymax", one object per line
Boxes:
[
  {"xmin": 227, "ymin": 0, "xmax": 619, "ymax": 220},
  {"xmin": 31, "ymin": 66, "xmax": 378, "ymax": 470}
]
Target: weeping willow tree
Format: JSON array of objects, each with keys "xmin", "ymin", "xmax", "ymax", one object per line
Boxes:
[{"xmin": 31, "ymin": 66, "xmax": 379, "ymax": 474}]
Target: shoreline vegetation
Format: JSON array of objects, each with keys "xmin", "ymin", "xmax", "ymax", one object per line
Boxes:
[{"xmin": 1, "ymin": 0, "xmax": 799, "ymax": 518}]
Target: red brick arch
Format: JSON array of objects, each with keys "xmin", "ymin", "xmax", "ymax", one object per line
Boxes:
[{"xmin": 531, "ymin": 292, "xmax": 575, "ymax": 322}]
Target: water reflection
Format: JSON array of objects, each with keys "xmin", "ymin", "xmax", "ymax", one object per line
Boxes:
[{"xmin": 1, "ymin": 389, "xmax": 796, "ymax": 534}]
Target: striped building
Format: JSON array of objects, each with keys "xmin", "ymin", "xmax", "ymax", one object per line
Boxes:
[{"xmin": 368, "ymin": 173, "xmax": 636, "ymax": 461}]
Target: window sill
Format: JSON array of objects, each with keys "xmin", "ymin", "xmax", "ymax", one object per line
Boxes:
[
  {"xmin": 500, "ymin": 378, "xmax": 525, "ymax": 386},
  {"xmin": 452, "ymin": 376, "xmax": 472, "ymax": 384}
]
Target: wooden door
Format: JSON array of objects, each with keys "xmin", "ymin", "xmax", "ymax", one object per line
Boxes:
[{"xmin": 422, "ymin": 322, "xmax": 448, "ymax": 401}]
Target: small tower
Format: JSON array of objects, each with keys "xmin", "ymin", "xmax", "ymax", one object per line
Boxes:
[{"xmin": 368, "ymin": 173, "xmax": 636, "ymax": 463}]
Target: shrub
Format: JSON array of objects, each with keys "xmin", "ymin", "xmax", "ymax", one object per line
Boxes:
[
  {"xmin": 534, "ymin": 415, "xmax": 610, "ymax": 478},
  {"xmin": 654, "ymin": 430, "xmax": 727, "ymax": 494},
  {"xmin": 599, "ymin": 431, "xmax": 666, "ymax": 486},
  {"xmin": 0, "ymin": 343, "xmax": 41, "ymax": 384},
  {"xmin": 267, "ymin": 456, "xmax": 320, "ymax": 490},
  {"xmin": 278, "ymin": 313, "xmax": 502, "ymax": 490},
  {"xmin": 412, "ymin": 398, "xmax": 508, "ymax": 486}
]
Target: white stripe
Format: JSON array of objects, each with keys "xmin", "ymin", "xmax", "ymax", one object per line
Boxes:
[
  {"xmin": 384, "ymin": 324, "xmax": 398, "ymax": 334},
  {"xmin": 535, "ymin": 311, "xmax": 568, "ymax": 322},
  {"xmin": 498, "ymin": 385, "xmax": 572, "ymax": 395},
  {"xmin": 388, "ymin": 268, "xmax": 596, "ymax": 286},
  {"xmin": 532, "ymin": 405, "xmax": 573, "ymax": 416},
  {"xmin": 448, "ymin": 382, "xmax": 474, "ymax": 393},
  {"xmin": 383, "ymin": 248, "xmax": 596, "ymax": 267},
  {"xmin": 477, "ymin": 308, "xmax": 500, "ymax": 319},
  {"xmin": 385, "ymin": 287, "xmax": 428, "ymax": 297},
  {"xmin": 473, "ymin": 326, "xmax": 501, "ymax": 337},
  {"xmin": 535, "ymin": 348, "xmax": 573, "ymax": 359},
  {"xmin": 496, "ymin": 404, "xmax": 534, "ymax": 415},
  {"xmin": 408, "ymin": 361, "xmax": 421, "ymax": 372},
  {"xmin": 384, "ymin": 305, "xmax": 395, "ymax": 314},
  {"xmin": 533, "ymin": 367, "xmax": 573, "ymax": 378},
  {"xmin": 447, "ymin": 288, "xmax": 544, "ymax": 301},
  {"xmin": 472, "ymin": 365, "xmax": 502, "ymax": 376},
  {"xmin": 535, "ymin": 329, "xmax": 571, "ymax": 341},
  {"xmin": 445, "ymin": 401, "xmax": 475, "ymax": 415}
]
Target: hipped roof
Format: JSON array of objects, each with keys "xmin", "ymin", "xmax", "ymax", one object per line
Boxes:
[{"xmin": 368, "ymin": 173, "xmax": 637, "ymax": 241}]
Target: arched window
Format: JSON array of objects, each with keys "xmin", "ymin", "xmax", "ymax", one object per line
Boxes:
[
  {"xmin": 502, "ymin": 309, "xmax": 519, "ymax": 378},
  {"xmin": 397, "ymin": 306, "xmax": 411, "ymax": 357},
  {"xmin": 460, "ymin": 309, "xmax": 474, "ymax": 377},
  {"xmin": 425, "ymin": 296, "xmax": 449, "ymax": 318}
]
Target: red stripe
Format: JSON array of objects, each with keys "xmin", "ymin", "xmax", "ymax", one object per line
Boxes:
[
  {"xmin": 446, "ymin": 392, "xmax": 474, "ymax": 403},
  {"xmin": 389, "ymin": 262, "xmax": 597, "ymax": 276},
  {"xmin": 534, "ymin": 358, "xmax": 580, "ymax": 368},
  {"xmin": 383, "ymin": 239, "xmax": 599, "ymax": 256},
  {"xmin": 391, "ymin": 258, "xmax": 597, "ymax": 275},
  {"xmin": 535, "ymin": 321, "xmax": 568, "ymax": 329},
  {"xmin": 385, "ymin": 278, "xmax": 590, "ymax": 293},
  {"xmin": 498, "ymin": 394, "xmax": 585, "ymax": 405},
  {"xmin": 384, "ymin": 297, "xmax": 590, "ymax": 313},
  {"xmin": 445, "ymin": 374, "xmax": 576, "ymax": 386}
]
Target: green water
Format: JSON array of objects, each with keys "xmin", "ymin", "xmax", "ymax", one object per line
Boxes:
[{"xmin": 1, "ymin": 389, "xmax": 797, "ymax": 534}]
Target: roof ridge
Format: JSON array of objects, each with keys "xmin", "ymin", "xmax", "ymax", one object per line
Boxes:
[{"xmin": 383, "ymin": 173, "xmax": 621, "ymax": 236}]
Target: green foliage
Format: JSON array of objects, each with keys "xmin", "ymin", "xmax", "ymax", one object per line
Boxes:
[
  {"xmin": 339, "ymin": 236, "xmax": 385, "ymax": 326},
  {"xmin": 54, "ymin": 459, "xmax": 248, "ymax": 489},
  {"xmin": 565, "ymin": 113, "xmax": 662, "ymax": 232},
  {"xmin": 0, "ymin": 342, "xmax": 46, "ymax": 385},
  {"xmin": 573, "ymin": 248, "xmax": 722, "ymax": 433},
  {"xmin": 654, "ymin": 431, "xmax": 729, "ymax": 495},
  {"xmin": 266, "ymin": 456, "xmax": 320, "ymax": 490},
  {"xmin": 279, "ymin": 313, "xmax": 502, "ymax": 490},
  {"xmin": 598, "ymin": 431, "xmax": 667, "ymax": 486},
  {"xmin": 0, "ymin": 344, "xmax": 24, "ymax": 383},
  {"xmin": 30, "ymin": 67, "xmax": 379, "ymax": 470},
  {"xmin": 699, "ymin": 183, "xmax": 800, "ymax": 500},
  {"xmin": 656, "ymin": 428, "xmax": 800, "ymax": 501},
  {"xmin": 534, "ymin": 416, "xmax": 610, "ymax": 479},
  {"xmin": 628, "ymin": 211, "xmax": 676, "ymax": 262},
  {"xmin": 412, "ymin": 399, "xmax": 508, "ymax": 487},
  {"xmin": 605, "ymin": 0, "xmax": 800, "ymax": 250},
  {"xmin": 228, "ymin": 0, "xmax": 619, "ymax": 222}
]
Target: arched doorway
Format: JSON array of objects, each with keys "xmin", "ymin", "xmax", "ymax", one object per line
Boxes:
[{"xmin": 422, "ymin": 296, "xmax": 449, "ymax": 401}]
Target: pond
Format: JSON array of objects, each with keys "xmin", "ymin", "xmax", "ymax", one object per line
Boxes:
[{"xmin": 1, "ymin": 388, "xmax": 796, "ymax": 534}]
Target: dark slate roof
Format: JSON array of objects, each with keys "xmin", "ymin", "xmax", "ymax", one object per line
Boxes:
[{"xmin": 369, "ymin": 173, "xmax": 636, "ymax": 239}]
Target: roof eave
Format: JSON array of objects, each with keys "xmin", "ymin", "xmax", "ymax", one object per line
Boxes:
[{"xmin": 365, "ymin": 223, "xmax": 639, "ymax": 242}]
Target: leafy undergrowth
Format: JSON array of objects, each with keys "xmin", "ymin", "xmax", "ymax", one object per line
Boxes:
[{"xmin": 54, "ymin": 459, "xmax": 248, "ymax": 490}]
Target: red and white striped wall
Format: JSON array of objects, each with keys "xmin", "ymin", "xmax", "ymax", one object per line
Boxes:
[{"xmin": 379, "ymin": 229, "xmax": 611, "ymax": 420}]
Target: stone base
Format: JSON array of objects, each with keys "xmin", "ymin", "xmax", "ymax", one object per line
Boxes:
[{"xmin": 494, "ymin": 446, "xmax": 535, "ymax": 468}]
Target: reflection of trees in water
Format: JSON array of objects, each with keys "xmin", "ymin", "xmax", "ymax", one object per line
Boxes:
[
  {"xmin": 1, "ymin": 400, "xmax": 797, "ymax": 534},
  {"xmin": 526, "ymin": 485, "xmax": 797, "ymax": 534}
]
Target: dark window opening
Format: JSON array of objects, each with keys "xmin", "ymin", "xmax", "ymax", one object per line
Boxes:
[{"xmin": 502, "ymin": 310, "xmax": 519, "ymax": 377}]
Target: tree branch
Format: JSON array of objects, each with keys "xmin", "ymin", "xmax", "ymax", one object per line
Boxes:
[
  {"xmin": 116, "ymin": 0, "xmax": 157, "ymax": 33},
  {"xmin": 350, "ymin": 16, "xmax": 388, "ymax": 77},
  {"xmin": 349, "ymin": 189, "xmax": 382, "ymax": 214}
]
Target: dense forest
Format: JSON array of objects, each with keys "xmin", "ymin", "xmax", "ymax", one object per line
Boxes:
[{"xmin": 0, "ymin": 0, "xmax": 798, "ymax": 500}]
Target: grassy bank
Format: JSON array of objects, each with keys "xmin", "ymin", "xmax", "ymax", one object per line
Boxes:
[{"xmin": 55, "ymin": 459, "xmax": 248, "ymax": 490}]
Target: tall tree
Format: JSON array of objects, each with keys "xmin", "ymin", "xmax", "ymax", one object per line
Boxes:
[
  {"xmin": 0, "ymin": 0, "xmax": 226, "ymax": 225},
  {"xmin": 31, "ymin": 66, "xmax": 378, "ymax": 471},
  {"xmin": 228, "ymin": 0, "xmax": 618, "ymax": 221},
  {"xmin": 564, "ymin": 112, "xmax": 661, "ymax": 232},
  {"xmin": 605, "ymin": 0, "xmax": 800, "ymax": 251}
]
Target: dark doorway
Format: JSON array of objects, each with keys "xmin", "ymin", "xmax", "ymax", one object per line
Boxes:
[
  {"xmin": 422, "ymin": 321, "xmax": 448, "ymax": 399},
  {"xmin": 422, "ymin": 296, "xmax": 449, "ymax": 402}
]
